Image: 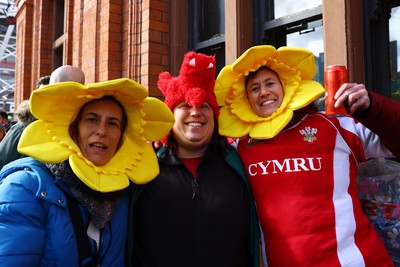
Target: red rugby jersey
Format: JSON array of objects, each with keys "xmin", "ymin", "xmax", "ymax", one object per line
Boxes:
[{"xmin": 238, "ymin": 113, "xmax": 394, "ymax": 267}]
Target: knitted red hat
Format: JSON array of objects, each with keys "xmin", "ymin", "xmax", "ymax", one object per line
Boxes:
[
  {"xmin": 158, "ymin": 51, "xmax": 219, "ymax": 117},
  {"xmin": 158, "ymin": 51, "xmax": 219, "ymax": 146}
]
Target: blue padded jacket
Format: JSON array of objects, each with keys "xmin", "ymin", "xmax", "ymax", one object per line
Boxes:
[{"xmin": 0, "ymin": 157, "xmax": 129, "ymax": 267}]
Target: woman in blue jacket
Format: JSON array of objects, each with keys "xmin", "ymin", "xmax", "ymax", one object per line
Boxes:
[{"xmin": 0, "ymin": 78, "xmax": 174, "ymax": 266}]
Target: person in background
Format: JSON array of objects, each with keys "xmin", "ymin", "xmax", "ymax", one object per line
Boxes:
[
  {"xmin": 0, "ymin": 75, "xmax": 50, "ymax": 135},
  {"xmin": 0, "ymin": 70, "xmax": 83, "ymax": 170},
  {"xmin": 0, "ymin": 100, "xmax": 36, "ymax": 169},
  {"xmin": 127, "ymin": 52, "xmax": 260, "ymax": 267},
  {"xmin": 0, "ymin": 123, "xmax": 5, "ymax": 142},
  {"xmin": 214, "ymin": 45, "xmax": 400, "ymax": 267},
  {"xmin": 36, "ymin": 75, "xmax": 50, "ymax": 88},
  {"xmin": 0, "ymin": 111, "xmax": 11, "ymax": 132},
  {"xmin": 50, "ymin": 65, "xmax": 86, "ymax": 85},
  {"xmin": 0, "ymin": 78, "xmax": 174, "ymax": 266}
]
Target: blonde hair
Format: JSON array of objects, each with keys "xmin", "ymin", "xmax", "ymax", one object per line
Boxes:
[{"xmin": 15, "ymin": 100, "xmax": 36, "ymax": 125}]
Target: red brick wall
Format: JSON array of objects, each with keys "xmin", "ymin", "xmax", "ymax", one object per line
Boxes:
[
  {"xmin": 144, "ymin": 0, "xmax": 169, "ymax": 97},
  {"xmin": 14, "ymin": 0, "xmax": 34, "ymax": 106},
  {"xmin": 31, "ymin": 1, "xmax": 53, "ymax": 85},
  {"xmin": 14, "ymin": 0, "xmax": 173, "ymax": 105}
]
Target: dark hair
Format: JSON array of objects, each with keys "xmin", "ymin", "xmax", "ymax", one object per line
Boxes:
[
  {"xmin": 245, "ymin": 66, "xmax": 280, "ymax": 88},
  {"xmin": 36, "ymin": 75, "xmax": 50, "ymax": 88},
  {"xmin": 0, "ymin": 124, "xmax": 5, "ymax": 141},
  {"xmin": 69, "ymin": 96, "xmax": 128, "ymax": 151},
  {"xmin": 15, "ymin": 100, "xmax": 36, "ymax": 125},
  {"xmin": 0, "ymin": 111, "xmax": 8, "ymax": 119}
]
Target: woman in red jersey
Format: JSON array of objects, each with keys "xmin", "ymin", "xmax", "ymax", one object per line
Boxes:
[{"xmin": 214, "ymin": 45, "xmax": 400, "ymax": 267}]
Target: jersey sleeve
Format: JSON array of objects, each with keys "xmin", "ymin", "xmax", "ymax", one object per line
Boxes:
[
  {"xmin": 338, "ymin": 116, "xmax": 393, "ymax": 160},
  {"xmin": 354, "ymin": 92, "xmax": 400, "ymax": 158}
]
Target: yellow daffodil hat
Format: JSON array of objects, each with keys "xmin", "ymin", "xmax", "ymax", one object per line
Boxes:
[
  {"xmin": 214, "ymin": 45, "xmax": 325, "ymax": 139},
  {"xmin": 18, "ymin": 78, "xmax": 175, "ymax": 192}
]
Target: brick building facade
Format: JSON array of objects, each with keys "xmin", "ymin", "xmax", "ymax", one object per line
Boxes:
[{"xmin": 13, "ymin": 0, "xmax": 179, "ymax": 105}]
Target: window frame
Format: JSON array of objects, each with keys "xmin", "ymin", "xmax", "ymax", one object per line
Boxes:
[
  {"xmin": 52, "ymin": 0, "xmax": 66, "ymax": 69},
  {"xmin": 363, "ymin": 0, "xmax": 400, "ymax": 97},
  {"xmin": 260, "ymin": 5, "xmax": 323, "ymax": 48},
  {"xmin": 189, "ymin": 0, "xmax": 226, "ymax": 73}
]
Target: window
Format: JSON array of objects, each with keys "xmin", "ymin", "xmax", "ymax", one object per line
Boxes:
[
  {"xmin": 363, "ymin": 0, "xmax": 400, "ymax": 100},
  {"xmin": 256, "ymin": 0, "xmax": 324, "ymax": 84},
  {"xmin": 52, "ymin": 0, "xmax": 66, "ymax": 69},
  {"xmin": 389, "ymin": 6, "xmax": 400, "ymax": 101},
  {"xmin": 189, "ymin": 0, "xmax": 225, "ymax": 74},
  {"xmin": 255, "ymin": 0, "xmax": 324, "ymax": 109},
  {"xmin": 273, "ymin": 0, "xmax": 321, "ymax": 19}
]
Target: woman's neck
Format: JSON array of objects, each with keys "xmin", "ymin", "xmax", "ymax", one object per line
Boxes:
[{"xmin": 177, "ymin": 145, "xmax": 208, "ymax": 159}]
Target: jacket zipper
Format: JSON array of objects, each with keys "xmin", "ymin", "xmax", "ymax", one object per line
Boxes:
[
  {"xmin": 94, "ymin": 230, "xmax": 103, "ymax": 267},
  {"xmin": 192, "ymin": 179, "xmax": 199, "ymax": 199}
]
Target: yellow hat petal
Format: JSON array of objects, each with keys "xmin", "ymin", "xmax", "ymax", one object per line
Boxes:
[
  {"xmin": 288, "ymin": 80, "xmax": 325, "ymax": 110},
  {"xmin": 218, "ymin": 106, "xmax": 251, "ymax": 138},
  {"xmin": 249, "ymin": 109, "xmax": 294, "ymax": 139},
  {"xmin": 232, "ymin": 45, "xmax": 277, "ymax": 74},
  {"xmin": 19, "ymin": 78, "xmax": 174, "ymax": 192},
  {"xmin": 69, "ymin": 154, "xmax": 130, "ymax": 192},
  {"xmin": 275, "ymin": 47, "xmax": 317, "ymax": 80},
  {"xmin": 29, "ymin": 82, "xmax": 88, "ymax": 120},
  {"xmin": 142, "ymin": 97, "xmax": 175, "ymax": 142},
  {"xmin": 87, "ymin": 78, "xmax": 148, "ymax": 100},
  {"xmin": 214, "ymin": 66, "xmax": 239, "ymax": 106},
  {"xmin": 18, "ymin": 120, "xmax": 72, "ymax": 162},
  {"xmin": 126, "ymin": 142, "xmax": 160, "ymax": 184}
]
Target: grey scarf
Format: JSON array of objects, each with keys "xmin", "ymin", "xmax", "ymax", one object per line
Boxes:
[{"xmin": 46, "ymin": 161, "xmax": 128, "ymax": 229}]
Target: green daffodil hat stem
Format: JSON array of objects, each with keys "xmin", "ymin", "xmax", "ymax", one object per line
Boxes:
[
  {"xmin": 18, "ymin": 78, "xmax": 175, "ymax": 192},
  {"xmin": 214, "ymin": 45, "xmax": 326, "ymax": 139}
]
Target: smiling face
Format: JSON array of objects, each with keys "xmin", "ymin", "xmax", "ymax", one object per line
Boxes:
[
  {"xmin": 172, "ymin": 102, "xmax": 215, "ymax": 158},
  {"xmin": 72, "ymin": 98, "xmax": 125, "ymax": 166},
  {"xmin": 246, "ymin": 67, "xmax": 284, "ymax": 118}
]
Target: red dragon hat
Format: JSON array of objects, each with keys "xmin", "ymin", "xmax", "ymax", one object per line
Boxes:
[{"xmin": 158, "ymin": 51, "xmax": 219, "ymax": 117}]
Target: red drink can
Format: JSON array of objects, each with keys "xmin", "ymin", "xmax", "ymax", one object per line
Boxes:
[{"xmin": 324, "ymin": 65, "xmax": 348, "ymax": 116}]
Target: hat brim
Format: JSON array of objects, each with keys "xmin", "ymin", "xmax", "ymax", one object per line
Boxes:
[
  {"xmin": 18, "ymin": 78, "xmax": 175, "ymax": 192},
  {"xmin": 214, "ymin": 45, "xmax": 325, "ymax": 139}
]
